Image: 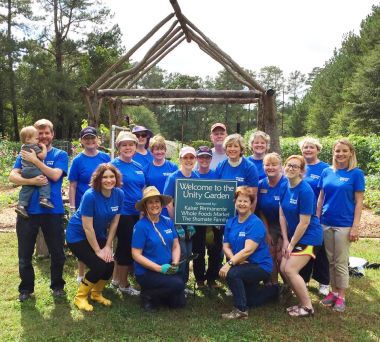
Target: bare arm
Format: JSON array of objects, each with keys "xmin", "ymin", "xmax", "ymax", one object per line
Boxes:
[
  {"xmin": 68, "ymin": 181, "xmax": 77, "ymax": 209},
  {"xmin": 220, "ymin": 239, "xmax": 258, "ymax": 278},
  {"xmin": 82, "ymin": 216, "xmax": 101, "ymax": 254},
  {"xmin": 349, "ymin": 191, "xmax": 364, "ymax": 241},
  {"xmin": 316, "ymin": 189, "xmax": 324, "ymax": 218},
  {"xmin": 9, "ymin": 168, "xmax": 48, "ymax": 187},
  {"xmin": 223, "ymin": 242, "xmax": 234, "ymax": 260},
  {"xmin": 20, "ymin": 149, "xmax": 63, "ymax": 182},
  {"xmin": 279, "ymin": 206, "xmax": 289, "ymax": 256},
  {"xmin": 171, "ymin": 238, "xmax": 180, "ymax": 264}
]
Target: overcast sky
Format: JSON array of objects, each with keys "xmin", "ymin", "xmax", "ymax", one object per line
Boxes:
[{"xmin": 108, "ymin": 0, "xmax": 378, "ymax": 79}]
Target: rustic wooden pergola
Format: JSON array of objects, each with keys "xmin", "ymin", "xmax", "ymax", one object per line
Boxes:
[{"xmin": 81, "ymin": 0, "xmax": 280, "ymax": 152}]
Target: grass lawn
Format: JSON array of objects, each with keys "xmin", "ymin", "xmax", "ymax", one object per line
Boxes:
[{"xmin": 1, "ymin": 233, "xmax": 379, "ymax": 342}]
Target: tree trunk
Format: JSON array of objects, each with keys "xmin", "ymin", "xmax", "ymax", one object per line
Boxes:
[{"xmin": 7, "ymin": 0, "xmax": 19, "ymax": 141}]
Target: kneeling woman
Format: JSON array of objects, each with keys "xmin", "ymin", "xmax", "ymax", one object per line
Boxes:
[
  {"xmin": 66, "ymin": 163, "xmax": 124, "ymax": 311},
  {"xmin": 132, "ymin": 186, "xmax": 185, "ymax": 311},
  {"xmin": 219, "ymin": 186, "xmax": 275, "ymax": 320},
  {"xmin": 279, "ymin": 155, "xmax": 323, "ymax": 317}
]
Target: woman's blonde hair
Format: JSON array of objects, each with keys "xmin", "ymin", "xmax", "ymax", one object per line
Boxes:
[
  {"xmin": 150, "ymin": 134, "xmax": 166, "ymax": 151},
  {"xmin": 249, "ymin": 130, "xmax": 270, "ymax": 151},
  {"xmin": 298, "ymin": 137, "xmax": 322, "ymax": 151},
  {"xmin": 332, "ymin": 138, "xmax": 357, "ymax": 171},
  {"xmin": 223, "ymin": 134, "xmax": 245, "ymax": 157},
  {"xmin": 263, "ymin": 152, "xmax": 282, "ymax": 165}
]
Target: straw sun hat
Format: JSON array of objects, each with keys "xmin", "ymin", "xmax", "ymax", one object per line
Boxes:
[{"xmin": 135, "ymin": 186, "xmax": 172, "ymax": 212}]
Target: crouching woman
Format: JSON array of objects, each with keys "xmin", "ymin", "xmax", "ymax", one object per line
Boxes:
[
  {"xmin": 66, "ymin": 163, "xmax": 124, "ymax": 311},
  {"xmin": 132, "ymin": 186, "xmax": 185, "ymax": 311},
  {"xmin": 219, "ymin": 186, "xmax": 276, "ymax": 320}
]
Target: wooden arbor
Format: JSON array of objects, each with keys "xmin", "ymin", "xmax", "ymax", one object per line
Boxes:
[{"xmin": 81, "ymin": 0, "xmax": 280, "ymax": 152}]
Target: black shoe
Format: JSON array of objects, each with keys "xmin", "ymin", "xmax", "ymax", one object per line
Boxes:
[
  {"xmin": 15, "ymin": 205, "xmax": 29, "ymax": 219},
  {"xmin": 52, "ymin": 288, "xmax": 66, "ymax": 297},
  {"xmin": 19, "ymin": 292, "xmax": 32, "ymax": 302},
  {"xmin": 141, "ymin": 295, "xmax": 157, "ymax": 312},
  {"xmin": 39, "ymin": 198, "xmax": 55, "ymax": 209}
]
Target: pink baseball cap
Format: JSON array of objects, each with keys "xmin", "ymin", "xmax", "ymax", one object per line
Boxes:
[{"xmin": 179, "ymin": 146, "xmax": 196, "ymax": 158}]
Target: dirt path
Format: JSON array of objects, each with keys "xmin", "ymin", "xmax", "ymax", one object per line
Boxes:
[{"xmin": 1, "ymin": 194, "xmax": 380, "ymax": 237}]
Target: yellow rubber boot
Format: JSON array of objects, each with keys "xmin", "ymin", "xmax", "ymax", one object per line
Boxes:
[
  {"xmin": 74, "ymin": 279, "xmax": 94, "ymax": 311},
  {"xmin": 90, "ymin": 279, "xmax": 112, "ymax": 306}
]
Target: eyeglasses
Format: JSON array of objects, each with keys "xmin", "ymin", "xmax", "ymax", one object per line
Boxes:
[
  {"xmin": 286, "ymin": 163, "xmax": 301, "ymax": 170},
  {"xmin": 135, "ymin": 133, "xmax": 147, "ymax": 138}
]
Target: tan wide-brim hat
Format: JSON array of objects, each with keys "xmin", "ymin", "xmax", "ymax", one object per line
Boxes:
[{"xmin": 135, "ymin": 186, "xmax": 173, "ymax": 212}]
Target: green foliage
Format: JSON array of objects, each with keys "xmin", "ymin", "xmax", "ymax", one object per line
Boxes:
[
  {"xmin": 190, "ymin": 140, "xmax": 212, "ymax": 150},
  {"xmin": 1, "ymin": 234, "xmax": 379, "ymax": 341},
  {"xmin": 365, "ymin": 175, "xmax": 380, "ymax": 214},
  {"xmin": 0, "ymin": 140, "xmax": 21, "ymax": 186}
]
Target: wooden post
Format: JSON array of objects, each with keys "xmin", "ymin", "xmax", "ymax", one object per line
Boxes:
[{"xmin": 261, "ymin": 93, "xmax": 280, "ymax": 154}]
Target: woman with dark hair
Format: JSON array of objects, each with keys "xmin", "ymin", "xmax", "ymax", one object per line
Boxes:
[
  {"xmin": 68, "ymin": 126, "xmax": 111, "ymax": 284},
  {"xmin": 318, "ymin": 138, "xmax": 365, "ymax": 312},
  {"xmin": 66, "ymin": 163, "xmax": 124, "ymax": 311},
  {"xmin": 132, "ymin": 186, "xmax": 185, "ymax": 311},
  {"xmin": 132, "ymin": 125, "xmax": 153, "ymax": 168},
  {"xmin": 219, "ymin": 186, "xmax": 275, "ymax": 320},
  {"xmin": 279, "ymin": 155, "xmax": 323, "ymax": 317}
]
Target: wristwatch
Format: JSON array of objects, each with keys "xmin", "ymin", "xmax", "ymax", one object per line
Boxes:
[{"xmin": 227, "ymin": 260, "xmax": 234, "ymax": 267}]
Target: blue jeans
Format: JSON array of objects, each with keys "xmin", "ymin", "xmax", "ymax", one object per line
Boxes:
[
  {"xmin": 19, "ymin": 166, "xmax": 51, "ymax": 206},
  {"xmin": 179, "ymin": 238, "xmax": 192, "ymax": 284},
  {"xmin": 16, "ymin": 214, "xmax": 66, "ymax": 294},
  {"xmin": 226, "ymin": 263, "xmax": 274, "ymax": 312},
  {"xmin": 136, "ymin": 271, "xmax": 185, "ymax": 308}
]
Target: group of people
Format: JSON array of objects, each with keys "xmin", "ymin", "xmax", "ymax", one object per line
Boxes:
[{"xmin": 10, "ymin": 118, "xmax": 365, "ymax": 320}]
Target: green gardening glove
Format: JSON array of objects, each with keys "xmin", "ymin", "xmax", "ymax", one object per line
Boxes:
[
  {"xmin": 161, "ymin": 264, "xmax": 172, "ymax": 274},
  {"xmin": 187, "ymin": 225, "xmax": 196, "ymax": 238},
  {"xmin": 175, "ymin": 225, "xmax": 185, "ymax": 240},
  {"xmin": 167, "ymin": 264, "xmax": 179, "ymax": 275}
]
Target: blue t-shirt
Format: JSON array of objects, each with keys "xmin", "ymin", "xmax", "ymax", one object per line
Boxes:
[
  {"xmin": 132, "ymin": 215, "xmax": 178, "ymax": 275},
  {"xmin": 68, "ymin": 151, "xmax": 111, "ymax": 209},
  {"xmin": 144, "ymin": 160, "xmax": 178, "ymax": 216},
  {"xmin": 111, "ymin": 157, "xmax": 146, "ymax": 215},
  {"xmin": 280, "ymin": 180, "xmax": 323, "ymax": 246},
  {"xmin": 133, "ymin": 150, "xmax": 153, "ymax": 168},
  {"xmin": 13, "ymin": 147, "xmax": 68, "ymax": 214},
  {"xmin": 66, "ymin": 187, "xmax": 124, "ymax": 243},
  {"xmin": 258, "ymin": 175, "xmax": 288, "ymax": 226},
  {"xmin": 215, "ymin": 157, "xmax": 258, "ymax": 187},
  {"xmin": 224, "ymin": 214, "xmax": 272, "ymax": 274},
  {"xmin": 194, "ymin": 169, "xmax": 217, "ymax": 179},
  {"xmin": 304, "ymin": 161, "xmax": 330, "ymax": 199},
  {"xmin": 247, "ymin": 156, "xmax": 266, "ymax": 180},
  {"xmin": 318, "ymin": 167, "xmax": 365, "ymax": 227},
  {"xmin": 163, "ymin": 169, "xmax": 199, "ymax": 200}
]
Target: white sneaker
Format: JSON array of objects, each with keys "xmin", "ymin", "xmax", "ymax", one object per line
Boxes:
[
  {"xmin": 76, "ymin": 276, "xmax": 84, "ymax": 285},
  {"xmin": 184, "ymin": 288, "xmax": 194, "ymax": 295},
  {"xmin": 318, "ymin": 284, "xmax": 330, "ymax": 296},
  {"xmin": 119, "ymin": 285, "xmax": 140, "ymax": 296},
  {"xmin": 225, "ymin": 289, "xmax": 233, "ymax": 296},
  {"xmin": 110, "ymin": 280, "xmax": 119, "ymax": 289}
]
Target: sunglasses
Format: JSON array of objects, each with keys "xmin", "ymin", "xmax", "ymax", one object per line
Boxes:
[{"xmin": 135, "ymin": 133, "xmax": 147, "ymax": 138}]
